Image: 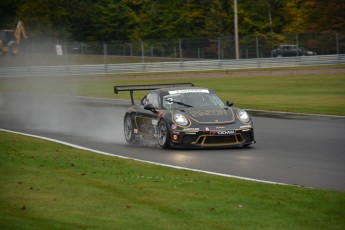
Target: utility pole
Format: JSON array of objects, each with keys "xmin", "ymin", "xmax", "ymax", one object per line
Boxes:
[{"xmin": 234, "ymin": 0, "xmax": 239, "ymax": 59}]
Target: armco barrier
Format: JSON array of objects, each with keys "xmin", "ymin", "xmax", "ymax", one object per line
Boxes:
[{"xmin": 0, "ymin": 54, "xmax": 344, "ymax": 77}]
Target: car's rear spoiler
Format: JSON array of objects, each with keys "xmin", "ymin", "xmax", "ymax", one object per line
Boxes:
[{"xmin": 114, "ymin": 83, "xmax": 194, "ymax": 105}]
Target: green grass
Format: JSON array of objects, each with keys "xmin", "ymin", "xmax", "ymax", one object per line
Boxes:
[
  {"xmin": 1, "ymin": 67, "xmax": 344, "ymax": 115},
  {"xmin": 1, "ymin": 131, "xmax": 344, "ymax": 229},
  {"xmin": 199, "ymin": 74, "xmax": 345, "ymax": 115}
]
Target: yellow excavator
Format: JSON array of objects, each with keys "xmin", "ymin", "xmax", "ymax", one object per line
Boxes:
[{"xmin": 0, "ymin": 21, "xmax": 28, "ymax": 55}]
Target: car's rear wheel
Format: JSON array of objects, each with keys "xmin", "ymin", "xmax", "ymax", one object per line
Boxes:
[
  {"xmin": 158, "ymin": 120, "xmax": 170, "ymax": 148},
  {"xmin": 124, "ymin": 114, "xmax": 135, "ymax": 144}
]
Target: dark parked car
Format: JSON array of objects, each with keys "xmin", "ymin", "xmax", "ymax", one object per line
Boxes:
[
  {"xmin": 114, "ymin": 83, "xmax": 255, "ymax": 149},
  {"xmin": 272, "ymin": 44, "xmax": 317, "ymax": 57}
]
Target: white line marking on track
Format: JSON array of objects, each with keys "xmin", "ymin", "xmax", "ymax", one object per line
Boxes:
[{"xmin": 1, "ymin": 128, "xmax": 291, "ymax": 187}]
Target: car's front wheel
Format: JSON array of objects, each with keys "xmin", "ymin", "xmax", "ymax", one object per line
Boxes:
[
  {"xmin": 157, "ymin": 120, "xmax": 170, "ymax": 148},
  {"xmin": 124, "ymin": 114, "xmax": 136, "ymax": 144}
]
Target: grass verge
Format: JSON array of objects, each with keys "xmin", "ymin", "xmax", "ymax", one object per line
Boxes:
[
  {"xmin": 1, "ymin": 130, "xmax": 345, "ymax": 229},
  {"xmin": 1, "ymin": 67, "xmax": 344, "ymax": 115}
]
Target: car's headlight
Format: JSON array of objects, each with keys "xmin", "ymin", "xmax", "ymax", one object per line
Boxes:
[
  {"xmin": 238, "ymin": 110, "xmax": 250, "ymax": 123},
  {"xmin": 173, "ymin": 113, "xmax": 188, "ymax": 126}
]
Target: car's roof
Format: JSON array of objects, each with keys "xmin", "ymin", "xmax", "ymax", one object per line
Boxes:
[
  {"xmin": 154, "ymin": 86, "xmax": 211, "ymax": 94},
  {"xmin": 280, "ymin": 44, "xmax": 297, "ymax": 47}
]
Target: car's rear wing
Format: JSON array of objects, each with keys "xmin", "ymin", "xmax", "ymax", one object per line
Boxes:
[{"xmin": 114, "ymin": 83, "xmax": 194, "ymax": 105}]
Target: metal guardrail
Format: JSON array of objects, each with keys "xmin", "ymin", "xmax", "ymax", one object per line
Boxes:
[{"xmin": 0, "ymin": 54, "xmax": 344, "ymax": 77}]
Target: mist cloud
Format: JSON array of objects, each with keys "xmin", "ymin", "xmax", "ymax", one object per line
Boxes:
[{"xmin": 0, "ymin": 93, "xmax": 127, "ymax": 144}]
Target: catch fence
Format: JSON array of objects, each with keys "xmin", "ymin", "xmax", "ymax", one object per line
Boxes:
[{"xmin": 9, "ymin": 31, "xmax": 345, "ymax": 64}]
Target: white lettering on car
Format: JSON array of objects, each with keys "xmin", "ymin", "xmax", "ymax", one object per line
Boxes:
[{"xmin": 169, "ymin": 89, "xmax": 209, "ymax": 94}]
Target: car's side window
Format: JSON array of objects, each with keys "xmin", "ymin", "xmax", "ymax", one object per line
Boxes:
[
  {"xmin": 147, "ymin": 92, "xmax": 159, "ymax": 108},
  {"xmin": 141, "ymin": 96, "xmax": 148, "ymax": 105}
]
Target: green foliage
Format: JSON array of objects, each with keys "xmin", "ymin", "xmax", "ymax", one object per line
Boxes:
[
  {"xmin": 237, "ymin": 0, "xmax": 284, "ymax": 34},
  {"xmin": 67, "ymin": 0, "xmax": 98, "ymax": 41},
  {"xmin": 0, "ymin": 0, "xmax": 24, "ymax": 27},
  {"xmin": 92, "ymin": 0, "xmax": 136, "ymax": 41},
  {"xmin": 281, "ymin": 0, "xmax": 308, "ymax": 33},
  {"xmin": 16, "ymin": 0, "xmax": 70, "ymax": 40},
  {"xmin": 305, "ymin": 0, "xmax": 345, "ymax": 32},
  {"xmin": 2, "ymin": 0, "xmax": 344, "ymax": 42}
]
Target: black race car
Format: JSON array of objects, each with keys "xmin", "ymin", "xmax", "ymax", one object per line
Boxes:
[{"xmin": 114, "ymin": 83, "xmax": 255, "ymax": 149}]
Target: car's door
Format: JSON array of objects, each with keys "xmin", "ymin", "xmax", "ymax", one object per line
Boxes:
[
  {"xmin": 135, "ymin": 92, "xmax": 160, "ymax": 140},
  {"xmin": 282, "ymin": 46, "xmax": 292, "ymax": 56}
]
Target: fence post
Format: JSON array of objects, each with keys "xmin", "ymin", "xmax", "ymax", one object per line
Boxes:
[
  {"xmin": 26, "ymin": 41, "xmax": 31, "ymax": 74},
  {"xmin": 256, "ymin": 36, "xmax": 259, "ymax": 58},
  {"xmin": 64, "ymin": 41, "xmax": 69, "ymax": 72},
  {"xmin": 103, "ymin": 42, "xmax": 107, "ymax": 71},
  {"xmin": 296, "ymin": 34, "xmax": 299, "ymax": 56},
  {"xmin": 179, "ymin": 39, "xmax": 183, "ymax": 62},
  {"xmin": 218, "ymin": 37, "xmax": 221, "ymax": 60},
  {"xmin": 336, "ymin": 31, "xmax": 339, "ymax": 55},
  {"xmin": 81, "ymin": 42, "xmax": 84, "ymax": 54},
  {"xmin": 141, "ymin": 40, "xmax": 145, "ymax": 63}
]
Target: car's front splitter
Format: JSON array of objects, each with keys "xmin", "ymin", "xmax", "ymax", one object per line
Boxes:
[{"xmin": 170, "ymin": 128, "xmax": 255, "ymax": 149}]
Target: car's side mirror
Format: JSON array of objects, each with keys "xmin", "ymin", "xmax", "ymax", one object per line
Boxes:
[
  {"xmin": 144, "ymin": 103, "xmax": 157, "ymax": 113},
  {"xmin": 226, "ymin": 100, "xmax": 234, "ymax": 107}
]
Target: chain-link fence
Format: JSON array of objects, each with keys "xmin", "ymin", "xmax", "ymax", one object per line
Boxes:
[{"xmin": 2, "ymin": 31, "xmax": 344, "ymax": 66}]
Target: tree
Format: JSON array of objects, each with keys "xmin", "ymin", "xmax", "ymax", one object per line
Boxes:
[
  {"xmin": 8, "ymin": 0, "xmax": 342, "ymax": 42},
  {"xmin": 16, "ymin": 0, "xmax": 69, "ymax": 41},
  {"xmin": 67, "ymin": 0, "xmax": 97, "ymax": 41},
  {"xmin": 91, "ymin": 0, "xmax": 136, "ymax": 41},
  {"xmin": 0, "ymin": 0, "xmax": 24, "ymax": 28},
  {"xmin": 237, "ymin": 0, "xmax": 285, "ymax": 35},
  {"xmin": 204, "ymin": 0, "xmax": 231, "ymax": 37},
  {"xmin": 304, "ymin": 0, "xmax": 345, "ymax": 32}
]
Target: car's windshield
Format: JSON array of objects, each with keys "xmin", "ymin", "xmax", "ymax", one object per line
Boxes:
[{"xmin": 162, "ymin": 89, "xmax": 225, "ymax": 109}]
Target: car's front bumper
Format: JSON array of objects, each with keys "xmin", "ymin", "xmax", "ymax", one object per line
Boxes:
[{"xmin": 170, "ymin": 128, "xmax": 255, "ymax": 148}]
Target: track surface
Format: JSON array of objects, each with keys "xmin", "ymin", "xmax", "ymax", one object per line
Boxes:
[{"xmin": 1, "ymin": 93, "xmax": 345, "ymax": 192}]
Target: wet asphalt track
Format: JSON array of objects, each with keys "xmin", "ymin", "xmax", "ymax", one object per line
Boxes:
[{"xmin": 1, "ymin": 93, "xmax": 344, "ymax": 192}]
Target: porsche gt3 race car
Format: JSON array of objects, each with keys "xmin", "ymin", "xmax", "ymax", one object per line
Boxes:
[{"xmin": 114, "ymin": 83, "xmax": 255, "ymax": 149}]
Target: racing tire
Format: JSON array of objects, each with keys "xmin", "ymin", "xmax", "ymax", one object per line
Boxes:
[
  {"xmin": 157, "ymin": 120, "xmax": 171, "ymax": 148},
  {"xmin": 124, "ymin": 114, "xmax": 136, "ymax": 144}
]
